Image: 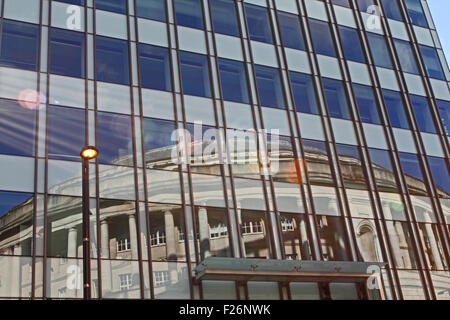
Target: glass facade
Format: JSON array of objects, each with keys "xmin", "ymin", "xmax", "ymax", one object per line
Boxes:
[{"xmin": 0, "ymin": 0, "xmax": 448, "ymax": 301}]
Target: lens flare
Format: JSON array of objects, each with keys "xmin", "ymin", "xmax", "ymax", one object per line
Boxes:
[{"xmin": 17, "ymin": 89, "xmax": 46, "ymax": 110}]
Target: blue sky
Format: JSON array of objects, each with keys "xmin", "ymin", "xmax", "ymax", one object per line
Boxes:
[{"xmin": 427, "ymin": 0, "xmax": 450, "ymax": 67}]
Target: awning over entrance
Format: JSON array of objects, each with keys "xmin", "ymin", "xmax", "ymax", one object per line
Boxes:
[{"xmin": 195, "ymin": 257, "xmax": 387, "ymax": 284}]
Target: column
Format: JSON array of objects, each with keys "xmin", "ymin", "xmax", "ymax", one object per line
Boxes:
[
  {"xmin": 67, "ymin": 227, "xmax": 78, "ymax": 258},
  {"xmin": 424, "ymin": 224, "xmax": 444, "ymax": 270},
  {"xmin": 128, "ymin": 214, "xmax": 139, "ymax": 260},
  {"xmin": 297, "ymin": 198, "xmax": 310, "ymax": 260},
  {"xmin": 100, "ymin": 219, "xmax": 110, "ymax": 259},
  {"xmin": 164, "ymin": 210, "xmax": 178, "ymax": 283},
  {"xmin": 236, "ymin": 206, "xmax": 246, "ymax": 257},
  {"xmin": 198, "ymin": 207, "xmax": 211, "ymax": 260}
]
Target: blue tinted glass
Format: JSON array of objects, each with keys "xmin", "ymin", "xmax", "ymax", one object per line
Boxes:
[
  {"xmin": 139, "ymin": 44, "xmax": 172, "ymax": 91},
  {"xmin": 0, "ymin": 191, "xmax": 33, "ymax": 217},
  {"xmin": 143, "ymin": 118, "xmax": 178, "ymax": 166},
  {"xmin": 218, "ymin": 58, "xmax": 249, "ymax": 104},
  {"xmin": 339, "ymin": 26, "xmax": 365, "ymax": 63},
  {"xmin": 0, "ymin": 20, "xmax": 39, "ymax": 71},
  {"xmin": 0, "ymin": 99, "xmax": 36, "ymax": 157},
  {"xmin": 175, "ymin": 0, "xmax": 204, "ymax": 29},
  {"xmin": 277, "ymin": 12, "xmax": 305, "ymax": 50},
  {"xmin": 381, "ymin": 0, "xmax": 403, "ymax": 21},
  {"xmin": 47, "ymin": 106, "xmax": 85, "ymax": 161},
  {"xmin": 50, "ymin": 28, "xmax": 85, "ymax": 78},
  {"xmin": 97, "ymin": 112, "xmax": 133, "ymax": 165},
  {"xmin": 367, "ymin": 33, "xmax": 392, "ymax": 69},
  {"xmin": 393, "ymin": 39, "xmax": 419, "ymax": 74},
  {"xmin": 245, "ymin": 3, "xmax": 273, "ymax": 44},
  {"xmin": 399, "ymin": 152, "xmax": 424, "ymax": 181},
  {"xmin": 210, "ymin": 0, "xmax": 239, "ymax": 36},
  {"xmin": 57, "ymin": 0, "xmax": 85, "ymax": 4},
  {"xmin": 368, "ymin": 148, "xmax": 398, "ymax": 192},
  {"xmin": 136, "ymin": 0, "xmax": 166, "ymax": 21},
  {"xmin": 428, "ymin": 156, "xmax": 450, "ymax": 195},
  {"xmin": 322, "ymin": 78, "xmax": 350, "ymax": 119},
  {"xmin": 419, "ymin": 45, "xmax": 445, "ymax": 80},
  {"xmin": 405, "ymin": 0, "xmax": 428, "ymax": 27},
  {"xmin": 290, "ymin": 72, "xmax": 318, "ymax": 114},
  {"xmin": 95, "ymin": 0, "xmax": 127, "ymax": 14},
  {"xmin": 180, "ymin": 51, "xmax": 211, "ymax": 97},
  {"xmin": 437, "ymin": 100, "xmax": 450, "ymax": 136},
  {"xmin": 95, "ymin": 36, "xmax": 129, "ymax": 85},
  {"xmin": 357, "ymin": 0, "xmax": 375, "ymax": 12},
  {"xmin": 353, "ymin": 84, "xmax": 381, "ymax": 124},
  {"xmin": 383, "ymin": 89, "xmax": 409, "ymax": 129},
  {"xmin": 309, "ymin": 19, "xmax": 336, "ymax": 57},
  {"xmin": 332, "ymin": 0, "xmax": 350, "ymax": 7},
  {"xmin": 410, "ymin": 94, "xmax": 436, "ymax": 133},
  {"xmin": 254, "ymin": 65, "xmax": 285, "ymax": 109}
]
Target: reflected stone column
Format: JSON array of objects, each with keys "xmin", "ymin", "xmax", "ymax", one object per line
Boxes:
[
  {"xmin": 394, "ymin": 221, "xmax": 412, "ymax": 268},
  {"xmin": 100, "ymin": 219, "xmax": 110, "ymax": 258},
  {"xmin": 198, "ymin": 207, "xmax": 211, "ymax": 260},
  {"xmin": 128, "ymin": 214, "xmax": 138, "ymax": 260},
  {"xmin": 236, "ymin": 203, "xmax": 246, "ymax": 257},
  {"xmin": 424, "ymin": 224, "xmax": 444, "ymax": 270},
  {"xmin": 298, "ymin": 216, "xmax": 310, "ymax": 260},
  {"xmin": 67, "ymin": 227, "xmax": 78, "ymax": 258},
  {"xmin": 164, "ymin": 210, "xmax": 178, "ymax": 284}
]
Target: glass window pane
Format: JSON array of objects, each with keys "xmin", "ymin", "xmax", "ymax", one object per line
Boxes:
[
  {"xmin": 394, "ymin": 39, "xmax": 419, "ymax": 74},
  {"xmin": 419, "ymin": 45, "xmax": 446, "ymax": 80},
  {"xmin": 436, "ymin": 99, "xmax": 450, "ymax": 135},
  {"xmin": 302, "ymin": 139, "xmax": 334, "ymax": 186},
  {"xmin": 254, "ymin": 65, "xmax": 285, "ymax": 109},
  {"xmin": 139, "ymin": 44, "xmax": 172, "ymax": 91},
  {"xmin": 386, "ymin": 220, "xmax": 418, "ymax": 269},
  {"xmin": 210, "ymin": 0, "xmax": 239, "ymax": 37},
  {"xmin": 309, "ymin": 19, "xmax": 336, "ymax": 57},
  {"xmin": 0, "ymin": 20, "xmax": 39, "ymax": 71},
  {"xmin": 47, "ymin": 105, "xmax": 85, "ymax": 161},
  {"xmin": 332, "ymin": 0, "xmax": 351, "ymax": 8},
  {"xmin": 245, "ymin": 3, "xmax": 273, "ymax": 44},
  {"xmin": 336, "ymin": 144, "xmax": 368, "ymax": 189},
  {"xmin": 427, "ymin": 156, "xmax": 450, "ymax": 197},
  {"xmin": 381, "ymin": 0, "xmax": 403, "ymax": 21},
  {"xmin": 317, "ymin": 215, "xmax": 351, "ymax": 261},
  {"xmin": 97, "ymin": 112, "xmax": 133, "ymax": 165},
  {"xmin": 0, "ymin": 99, "xmax": 36, "ymax": 157},
  {"xmin": 136, "ymin": 0, "xmax": 166, "ymax": 22},
  {"xmin": 179, "ymin": 51, "xmax": 211, "ymax": 97},
  {"xmin": 50, "ymin": 28, "xmax": 85, "ymax": 78},
  {"xmin": 218, "ymin": 58, "xmax": 249, "ymax": 104},
  {"xmin": 369, "ymin": 148, "xmax": 399, "ymax": 192},
  {"xmin": 322, "ymin": 78, "xmax": 350, "ymax": 119},
  {"xmin": 367, "ymin": 33, "xmax": 393, "ymax": 69},
  {"xmin": 240, "ymin": 209, "xmax": 272, "ymax": 259},
  {"xmin": 417, "ymin": 223, "xmax": 448, "ymax": 271},
  {"xmin": 410, "ymin": 94, "xmax": 436, "ymax": 133},
  {"xmin": 354, "ymin": 84, "xmax": 381, "ymax": 124},
  {"xmin": 280, "ymin": 213, "xmax": 312, "ymax": 260},
  {"xmin": 357, "ymin": 0, "xmax": 376, "ymax": 12},
  {"xmin": 405, "ymin": 0, "xmax": 428, "ymax": 27},
  {"xmin": 95, "ymin": 0, "xmax": 127, "ymax": 14},
  {"xmin": 290, "ymin": 72, "xmax": 318, "ymax": 114},
  {"xmin": 174, "ymin": 0, "xmax": 204, "ymax": 29},
  {"xmin": 383, "ymin": 89, "xmax": 410, "ymax": 129},
  {"xmin": 339, "ymin": 26, "xmax": 365, "ymax": 63},
  {"xmin": 277, "ymin": 12, "xmax": 305, "ymax": 51},
  {"xmin": 399, "ymin": 152, "xmax": 428, "ymax": 196},
  {"xmin": 95, "ymin": 36, "xmax": 130, "ymax": 85}
]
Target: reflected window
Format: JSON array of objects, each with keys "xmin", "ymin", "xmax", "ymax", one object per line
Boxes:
[
  {"xmin": 139, "ymin": 44, "xmax": 172, "ymax": 91},
  {"xmin": 136, "ymin": 0, "xmax": 166, "ymax": 22},
  {"xmin": 0, "ymin": 191, "xmax": 33, "ymax": 256},
  {"xmin": 95, "ymin": 36, "xmax": 129, "ymax": 85},
  {"xmin": 336, "ymin": 144, "xmax": 368, "ymax": 189},
  {"xmin": 417, "ymin": 223, "xmax": 448, "ymax": 270},
  {"xmin": 385, "ymin": 220, "xmax": 418, "ymax": 269},
  {"xmin": 95, "ymin": 0, "xmax": 127, "ymax": 14},
  {"xmin": 218, "ymin": 58, "xmax": 249, "ymax": 104},
  {"xmin": 210, "ymin": 0, "xmax": 239, "ymax": 36},
  {"xmin": 195, "ymin": 207, "xmax": 231, "ymax": 260},
  {"xmin": 254, "ymin": 65, "xmax": 285, "ymax": 109},
  {"xmin": 353, "ymin": 84, "xmax": 381, "ymax": 124},
  {"xmin": 302, "ymin": 139, "xmax": 334, "ymax": 186},
  {"xmin": 174, "ymin": 0, "xmax": 204, "ymax": 29},
  {"xmin": 280, "ymin": 213, "xmax": 311, "ymax": 260},
  {"xmin": 338, "ymin": 26, "xmax": 365, "ymax": 63},
  {"xmin": 368, "ymin": 149, "xmax": 399, "ymax": 192},
  {"xmin": 50, "ymin": 28, "xmax": 85, "ymax": 78},
  {"xmin": 367, "ymin": 33, "xmax": 392, "ymax": 69},
  {"xmin": 323, "ymin": 78, "xmax": 350, "ymax": 119},
  {"xmin": 399, "ymin": 152, "xmax": 428, "ymax": 196},
  {"xmin": 382, "ymin": 89, "xmax": 410, "ymax": 129},
  {"xmin": 148, "ymin": 204, "xmax": 186, "ymax": 261},
  {"xmin": 180, "ymin": 51, "xmax": 211, "ymax": 98},
  {"xmin": 97, "ymin": 112, "xmax": 133, "ymax": 165},
  {"xmin": 47, "ymin": 106, "xmax": 85, "ymax": 161},
  {"xmin": 427, "ymin": 156, "xmax": 450, "ymax": 197},
  {"xmin": 290, "ymin": 72, "xmax": 318, "ymax": 114},
  {"xmin": 309, "ymin": 19, "xmax": 336, "ymax": 57},
  {"xmin": 240, "ymin": 210, "xmax": 271, "ymax": 259},
  {"xmin": 353, "ymin": 218, "xmax": 381, "ymax": 262},
  {"xmin": 245, "ymin": 3, "xmax": 273, "ymax": 44},
  {"xmin": 317, "ymin": 215, "xmax": 350, "ymax": 261},
  {"xmin": 142, "ymin": 118, "xmax": 177, "ymax": 170},
  {"xmin": 277, "ymin": 12, "xmax": 305, "ymax": 50},
  {"xmin": 410, "ymin": 94, "xmax": 436, "ymax": 133},
  {"xmin": 0, "ymin": 20, "xmax": 39, "ymax": 71},
  {"xmin": 0, "ymin": 99, "xmax": 36, "ymax": 157}
]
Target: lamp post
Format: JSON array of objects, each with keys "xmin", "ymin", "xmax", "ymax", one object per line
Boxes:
[{"xmin": 80, "ymin": 146, "xmax": 98, "ymax": 300}]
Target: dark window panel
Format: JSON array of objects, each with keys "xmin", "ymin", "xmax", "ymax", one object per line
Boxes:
[
  {"xmin": 382, "ymin": 89, "xmax": 410, "ymax": 129},
  {"xmin": 95, "ymin": 36, "xmax": 130, "ymax": 85},
  {"xmin": 49, "ymin": 28, "xmax": 85, "ymax": 78},
  {"xmin": 245, "ymin": 3, "xmax": 273, "ymax": 44},
  {"xmin": 277, "ymin": 12, "xmax": 305, "ymax": 51},
  {"xmin": 357, "ymin": 0, "xmax": 376, "ymax": 12},
  {"xmin": 419, "ymin": 45, "xmax": 446, "ymax": 80},
  {"xmin": 139, "ymin": 44, "xmax": 172, "ymax": 91},
  {"xmin": 367, "ymin": 32, "xmax": 393, "ymax": 69},
  {"xmin": 338, "ymin": 26, "xmax": 365, "ymax": 63},
  {"xmin": 174, "ymin": 0, "xmax": 204, "ymax": 29},
  {"xmin": 436, "ymin": 99, "xmax": 450, "ymax": 135},
  {"xmin": 399, "ymin": 152, "xmax": 428, "ymax": 196},
  {"xmin": 381, "ymin": 0, "xmax": 403, "ymax": 21},
  {"xmin": 331, "ymin": 0, "xmax": 351, "ymax": 8},
  {"xmin": 322, "ymin": 78, "xmax": 350, "ymax": 119},
  {"xmin": 353, "ymin": 84, "xmax": 381, "ymax": 124},
  {"xmin": 254, "ymin": 64, "xmax": 285, "ymax": 109},
  {"xmin": 210, "ymin": 0, "xmax": 239, "ymax": 37},
  {"xmin": 95, "ymin": 0, "xmax": 127, "ymax": 14},
  {"xmin": 317, "ymin": 215, "xmax": 350, "ymax": 261},
  {"xmin": 405, "ymin": 0, "xmax": 429, "ymax": 27},
  {"xmin": 218, "ymin": 58, "xmax": 249, "ymax": 104},
  {"xmin": 290, "ymin": 72, "xmax": 319, "ymax": 114},
  {"xmin": 136, "ymin": 0, "xmax": 166, "ymax": 22},
  {"xmin": 428, "ymin": 156, "xmax": 450, "ymax": 197},
  {"xmin": 410, "ymin": 94, "xmax": 437, "ymax": 134},
  {"xmin": 393, "ymin": 39, "xmax": 419, "ymax": 74},
  {"xmin": 179, "ymin": 51, "xmax": 211, "ymax": 98},
  {"xmin": 309, "ymin": 19, "xmax": 336, "ymax": 57}
]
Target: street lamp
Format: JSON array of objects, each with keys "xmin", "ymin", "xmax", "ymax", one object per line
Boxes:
[{"xmin": 80, "ymin": 146, "xmax": 98, "ymax": 300}]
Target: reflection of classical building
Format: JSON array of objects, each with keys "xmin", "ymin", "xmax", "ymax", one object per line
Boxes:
[{"xmin": 0, "ymin": 139, "xmax": 447, "ymax": 300}]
